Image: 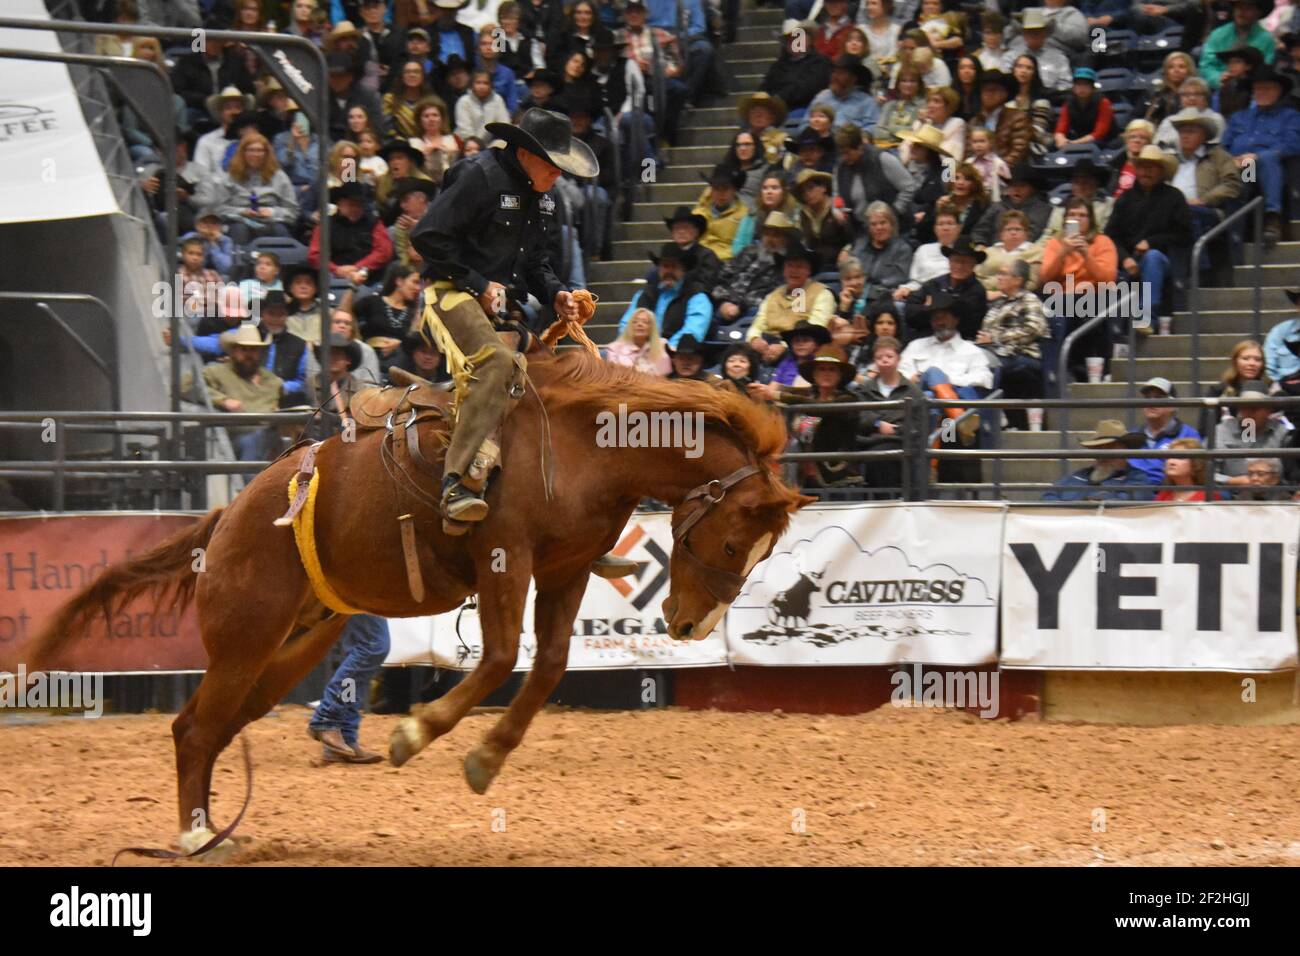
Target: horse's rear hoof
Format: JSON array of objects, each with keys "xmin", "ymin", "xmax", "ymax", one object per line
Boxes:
[
  {"xmin": 463, "ymin": 747, "xmax": 499, "ymax": 795},
  {"xmin": 389, "ymin": 719, "xmax": 425, "ymax": 767},
  {"xmin": 177, "ymin": 827, "xmax": 238, "ymax": 863}
]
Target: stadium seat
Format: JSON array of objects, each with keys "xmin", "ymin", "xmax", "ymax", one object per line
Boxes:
[
  {"xmin": 1095, "ymin": 67, "xmax": 1136, "ymax": 98},
  {"xmin": 1095, "ymin": 28, "xmax": 1137, "ymax": 58},
  {"xmin": 249, "ymin": 235, "xmax": 309, "ymax": 267},
  {"xmin": 1108, "ymin": 101, "xmax": 1134, "ymax": 140},
  {"xmin": 1034, "ymin": 142, "xmax": 1100, "ymax": 172},
  {"xmin": 1048, "ymin": 181, "xmax": 1073, "ymax": 205}
]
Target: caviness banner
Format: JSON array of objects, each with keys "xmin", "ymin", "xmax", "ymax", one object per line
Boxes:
[
  {"xmin": 726, "ymin": 503, "xmax": 1003, "ymax": 666},
  {"xmin": 0, "ymin": 2, "xmax": 120, "ymax": 223},
  {"xmin": 1001, "ymin": 505, "xmax": 1300, "ymax": 672},
  {"xmin": 385, "ymin": 512, "xmax": 727, "ymax": 670}
]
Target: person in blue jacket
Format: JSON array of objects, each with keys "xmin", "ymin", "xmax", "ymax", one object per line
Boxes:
[
  {"xmin": 1042, "ymin": 419, "xmax": 1154, "ymax": 501},
  {"xmin": 1222, "ymin": 67, "xmax": 1300, "ymax": 244}
]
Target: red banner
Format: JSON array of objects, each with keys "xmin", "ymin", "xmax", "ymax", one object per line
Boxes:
[{"xmin": 0, "ymin": 513, "xmax": 207, "ymax": 673}]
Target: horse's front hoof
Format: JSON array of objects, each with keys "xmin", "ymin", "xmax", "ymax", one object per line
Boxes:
[
  {"xmin": 389, "ymin": 718, "xmax": 427, "ymax": 767},
  {"xmin": 177, "ymin": 827, "xmax": 238, "ymax": 863},
  {"xmin": 463, "ymin": 746, "xmax": 501, "ymax": 795}
]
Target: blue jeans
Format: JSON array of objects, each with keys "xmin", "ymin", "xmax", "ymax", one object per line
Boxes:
[
  {"xmin": 1253, "ymin": 149, "xmax": 1285, "ymax": 214},
  {"xmin": 919, "ymin": 367, "xmax": 986, "ymax": 402},
  {"xmin": 1188, "ymin": 204, "xmax": 1221, "ymax": 269},
  {"xmin": 784, "ymin": 0, "xmax": 816, "ymax": 17},
  {"xmin": 309, "ymin": 613, "xmax": 391, "ymax": 747},
  {"xmin": 1137, "ymin": 247, "xmax": 1169, "ymax": 319}
]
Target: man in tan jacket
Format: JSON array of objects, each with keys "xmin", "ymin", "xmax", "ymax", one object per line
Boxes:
[{"xmin": 1167, "ymin": 108, "xmax": 1243, "ymax": 261}]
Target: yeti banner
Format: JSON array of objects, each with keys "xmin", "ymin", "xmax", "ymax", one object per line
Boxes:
[
  {"xmin": 725, "ymin": 503, "xmax": 1003, "ymax": 666},
  {"xmin": 1001, "ymin": 505, "xmax": 1300, "ymax": 671},
  {"xmin": 385, "ymin": 512, "xmax": 728, "ymax": 671}
]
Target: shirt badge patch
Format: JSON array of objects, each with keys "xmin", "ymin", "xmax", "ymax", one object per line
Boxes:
[
  {"xmin": 539, "ymin": 194, "xmax": 556, "ymax": 215},
  {"xmin": 500, "ymin": 194, "xmax": 520, "ymax": 209}
]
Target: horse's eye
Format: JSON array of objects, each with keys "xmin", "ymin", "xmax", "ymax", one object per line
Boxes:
[{"xmin": 724, "ymin": 543, "xmax": 736, "ymax": 557}]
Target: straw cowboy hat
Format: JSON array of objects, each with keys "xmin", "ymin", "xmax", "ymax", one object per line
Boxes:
[
  {"xmin": 761, "ymin": 209, "xmax": 801, "ymax": 234},
  {"xmin": 327, "ymin": 332, "xmax": 362, "ymax": 371},
  {"xmin": 257, "ymin": 78, "xmax": 289, "ymax": 106},
  {"xmin": 792, "ymin": 167, "xmax": 834, "ymax": 196},
  {"xmin": 737, "ymin": 91, "xmax": 788, "ymax": 126},
  {"xmin": 1079, "ymin": 419, "xmax": 1145, "ymax": 448},
  {"xmin": 206, "ymin": 85, "xmax": 254, "ymax": 122},
  {"xmin": 323, "ymin": 20, "xmax": 361, "ymax": 51},
  {"xmin": 1133, "ymin": 144, "xmax": 1178, "ymax": 178},
  {"xmin": 485, "ymin": 108, "xmax": 599, "ymax": 178},
  {"xmin": 799, "ymin": 345, "xmax": 856, "ymax": 388},
  {"xmin": 220, "ymin": 323, "xmax": 272, "ymax": 353},
  {"xmin": 897, "ymin": 124, "xmax": 950, "ymax": 157},
  {"xmin": 1167, "ymin": 107, "xmax": 1223, "ymax": 140},
  {"xmin": 1019, "ymin": 8, "xmax": 1054, "ymax": 31}
]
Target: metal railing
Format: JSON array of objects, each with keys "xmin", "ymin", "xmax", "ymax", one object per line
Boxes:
[{"xmin": 1189, "ymin": 196, "xmax": 1265, "ymax": 397}]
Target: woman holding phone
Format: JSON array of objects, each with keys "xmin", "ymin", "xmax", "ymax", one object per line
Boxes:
[{"xmin": 1040, "ymin": 196, "xmax": 1119, "ymax": 383}]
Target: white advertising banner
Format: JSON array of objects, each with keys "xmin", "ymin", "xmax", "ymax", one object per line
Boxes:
[
  {"xmin": 385, "ymin": 512, "xmax": 727, "ymax": 670},
  {"xmin": 1001, "ymin": 505, "xmax": 1300, "ymax": 672},
  {"xmin": 725, "ymin": 503, "xmax": 1003, "ymax": 666},
  {"xmin": 0, "ymin": 2, "xmax": 120, "ymax": 223}
]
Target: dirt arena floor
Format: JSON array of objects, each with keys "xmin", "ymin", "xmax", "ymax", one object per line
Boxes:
[{"xmin": 1, "ymin": 705, "xmax": 1299, "ymax": 866}]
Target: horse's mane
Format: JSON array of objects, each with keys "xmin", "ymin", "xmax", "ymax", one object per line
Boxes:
[{"xmin": 537, "ymin": 348, "xmax": 789, "ymax": 461}]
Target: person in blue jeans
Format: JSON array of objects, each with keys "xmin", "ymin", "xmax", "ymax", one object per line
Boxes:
[{"xmin": 307, "ymin": 613, "xmax": 392, "ymax": 763}]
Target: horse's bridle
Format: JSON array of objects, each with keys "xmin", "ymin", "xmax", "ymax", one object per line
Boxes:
[{"xmin": 672, "ymin": 464, "xmax": 764, "ymax": 604}]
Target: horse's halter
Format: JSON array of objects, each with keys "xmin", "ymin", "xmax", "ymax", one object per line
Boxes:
[{"xmin": 672, "ymin": 464, "xmax": 764, "ymax": 605}]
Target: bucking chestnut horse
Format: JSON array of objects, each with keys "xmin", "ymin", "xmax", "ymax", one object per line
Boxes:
[{"xmin": 29, "ymin": 345, "xmax": 812, "ymax": 859}]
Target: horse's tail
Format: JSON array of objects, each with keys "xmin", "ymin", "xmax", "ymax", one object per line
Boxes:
[{"xmin": 28, "ymin": 508, "xmax": 225, "ymax": 669}]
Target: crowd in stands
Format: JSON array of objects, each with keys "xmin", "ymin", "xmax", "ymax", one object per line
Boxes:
[{"xmin": 82, "ymin": 0, "xmax": 1300, "ymax": 494}]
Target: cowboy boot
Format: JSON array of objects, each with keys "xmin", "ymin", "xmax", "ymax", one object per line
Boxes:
[
  {"xmin": 931, "ymin": 381, "xmax": 979, "ymax": 446},
  {"xmin": 441, "ymin": 473, "xmax": 489, "ymax": 523}
]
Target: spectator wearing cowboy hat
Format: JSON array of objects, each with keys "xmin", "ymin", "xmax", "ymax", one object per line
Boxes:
[
  {"xmin": 388, "ymin": 177, "xmax": 438, "ymax": 266},
  {"xmin": 693, "ymin": 166, "xmax": 750, "ymax": 261},
  {"xmin": 388, "ymin": 326, "xmax": 449, "ymax": 384},
  {"xmin": 971, "ymin": 162, "xmax": 1053, "ymax": 247},
  {"xmin": 1004, "ymin": 9, "xmax": 1071, "ymax": 92},
  {"xmin": 1045, "ymin": 158, "xmax": 1115, "ymax": 234},
  {"xmin": 253, "ymin": 78, "xmax": 297, "ymax": 143},
  {"xmin": 192, "ymin": 86, "xmax": 255, "ymax": 179},
  {"xmin": 1167, "ymin": 108, "xmax": 1244, "ymax": 256},
  {"xmin": 662, "ymin": 205, "xmax": 722, "ymax": 290},
  {"xmin": 1104, "ymin": 144, "xmax": 1192, "ymax": 323},
  {"xmin": 1222, "ymin": 65, "xmax": 1300, "ymax": 245},
  {"xmin": 1281, "ymin": 31, "xmax": 1300, "ymax": 104},
  {"xmin": 809, "ymin": 56, "xmax": 881, "ymax": 134},
  {"xmin": 1041, "ymin": 420, "xmax": 1154, "ymax": 501},
  {"xmin": 785, "ymin": 127, "xmax": 836, "ymax": 187},
  {"xmin": 1129, "ymin": 376, "xmax": 1202, "ymax": 484},
  {"xmin": 172, "ymin": 283, "xmax": 248, "ymax": 360},
  {"xmin": 1200, "ymin": 0, "xmax": 1277, "ymax": 90},
  {"xmin": 749, "ymin": 318, "xmax": 833, "ymax": 392},
  {"xmin": 519, "ymin": 67, "xmax": 562, "ymax": 114},
  {"xmin": 762, "ymin": 19, "xmax": 834, "ymax": 111},
  {"xmin": 327, "ymin": 50, "xmax": 384, "ymax": 144},
  {"xmin": 306, "ymin": 331, "xmax": 366, "ymax": 436},
  {"xmin": 968, "ymin": 70, "xmax": 1034, "ymax": 169},
  {"xmin": 1263, "ymin": 287, "xmax": 1300, "ymax": 382},
  {"xmin": 324, "ymin": 19, "xmax": 373, "ymax": 82},
  {"xmin": 897, "ymin": 124, "xmax": 951, "ymax": 241},
  {"xmin": 712, "ymin": 210, "xmax": 799, "ymax": 329},
  {"xmin": 307, "ymin": 181, "xmax": 396, "ymax": 283},
  {"xmin": 904, "ymin": 235, "xmax": 990, "ymax": 341},
  {"xmin": 376, "ymin": 139, "xmax": 434, "ymax": 214},
  {"xmin": 776, "ymin": 345, "xmax": 866, "ymax": 489},
  {"xmin": 1215, "ymin": 44, "xmax": 1266, "ymax": 120},
  {"xmin": 618, "ymin": 244, "xmax": 713, "ymax": 350},
  {"xmin": 172, "ymin": 36, "xmax": 255, "ymax": 134},
  {"xmin": 833, "ymin": 124, "xmax": 917, "ymax": 230},
  {"xmin": 899, "ymin": 292, "xmax": 994, "ymax": 399},
  {"xmin": 1214, "ymin": 379, "xmax": 1293, "ymax": 486},
  {"xmin": 737, "ymin": 91, "xmax": 791, "ymax": 167},
  {"xmin": 1013, "ymin": 0, "xmax": 1090, "ymax": 60},
  {"xmin": 747, "ymin": 244, "xmax": 836, "ymax": 358},
  {"xmin": 793, "ymin": 168, "xmax": 853, "ymax": 272},
  {"xmin": 665, "ymin": 334, "xmax": 721, "ymax": 382},
  {"xmin": 203, "ymin": 323, "xmax": 285, "ymax": 462}
]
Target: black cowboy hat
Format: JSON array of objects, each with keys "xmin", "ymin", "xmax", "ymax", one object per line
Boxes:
[
  {"xmin": 485, "ymin": 107, "xmax": 599, "ymax": 178},
  {"xmin": 1234, "ymin": 0, "xmax": 1275, "ymax": 17},
  {"xmin": 786, "ymin": 127, "xmax": 834, "ymax": 154},
  {"xmin": 392, "ymin": 177, "xmax": 438, "ymax": 201},
  {"xmin": 524, "ymin": 68, "xmax": 561, "ymax": 88},
  {"xmin": 441, "ymin": 54, "xmax": 471, "ymax": 75},
  {"xmin": 261, "ymin": 289, "xmax": 290, "ymax": 311},
  {"xmin": 1222, "ymin": 44, "xmax": 1266, "ymax": 70},
  {"xmin": 329, "ymin": 180, "xmax": 373, "ymax": 204},
  {"xmin": 282, "ymin": 264, "xmax": 320, "ymax": 287},
  {"xmin": 666, "ymin": 333, "xmax": 708, "ymax": 357},
  {"xmin": 940, "ymin": 235, "xmax": 988, "ymax": 263},
  {"xmin": 1006, "ymin": 162, "xmax": 1046, "ymax": 190},
  {"xmin": 664, "ymin": 204, "xmax": 708, "ymax": 234},
  {"xmin": 1070, "ymin": 157, "xmax": 1112, "ymax": 189},
  {"xmin": 328, "ymin": 332, "xmax": 362, "ymax": 371},
  {"xmin": 830, "ymin": 54, "xmax": 872, "ymax": 89},
  {"xmin": 721, "ymin": 341, "xmax": 759, "ymax": 369},
  {"xmin": 774, "ymin": 238, "xmax": 821, "ymax": 274},
  {"xmin": 779, "ymin": 318, "xmax": 832, "ymax": 346},
  {"xmin": 701, "ymin": 163, "xmax": 746, "ymax": 190},
  {"xmin": 648, "ymin": 242, "xmax": 693, "ymax": 266},
  {"xmin": 911, "ymin": 290, "xmax": 965, "ymax": 322},
  {"xmin": 799, "ymin": 345, "xmax": 856, "ymax": 388},
  {"xmin": 978, "ymin": 69, "xmax": 1018, "ymax": 97},
  {"xmin": 1251, "ymin": 65, "xmax": 1296, "ymax": 95},
  {"xmin": 379, "ymin": 139, "xmax": 424, "ymax": 166}
]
